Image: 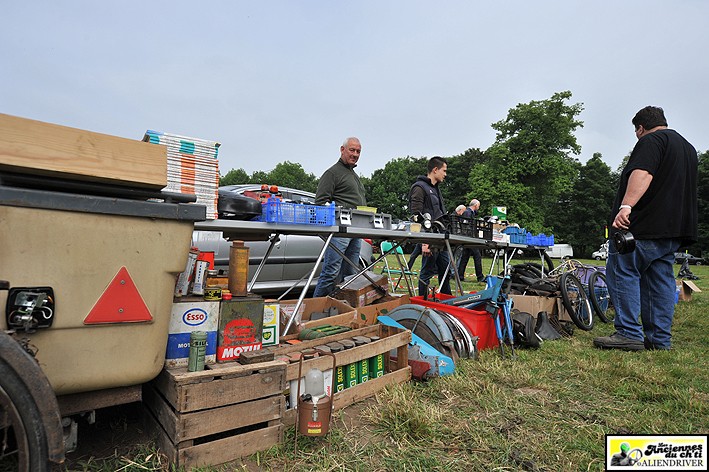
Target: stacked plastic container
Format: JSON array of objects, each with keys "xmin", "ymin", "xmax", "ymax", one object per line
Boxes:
[
  {"xmin": 143, "ymin": 130, "xmax": 220, "ymax": 219},
  {"xmin": 526, "ymin": 233, "xmax": 555, "ymax": 247},
  {"xmin": 502, "ymin": 226, "xmax": 527, "ymax": 244}
]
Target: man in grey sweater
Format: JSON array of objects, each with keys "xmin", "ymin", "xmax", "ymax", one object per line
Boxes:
[{"xmin": 313, "ymin": 137, "xmax": 367, "ymax": 297}]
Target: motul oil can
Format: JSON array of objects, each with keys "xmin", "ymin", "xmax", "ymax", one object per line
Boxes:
[{"xmin": 217, "ymin": 295, "xmax": 264, "ymax": 362}]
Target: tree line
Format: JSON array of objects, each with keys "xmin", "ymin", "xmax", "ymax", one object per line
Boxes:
[{"xmin": 221, "ymin": 91, "xmax": 708, "ymax": 258}]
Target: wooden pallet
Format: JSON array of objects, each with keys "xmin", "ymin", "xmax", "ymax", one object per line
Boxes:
[
  {"xmin": 273, "ymin": 324, "xmax": 411, "ymax": 425},
  {"xmin": 144, "ymin": 360, "xmax": 286, "ymax": 469}
]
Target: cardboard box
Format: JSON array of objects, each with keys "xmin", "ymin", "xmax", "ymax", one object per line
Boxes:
[
  {"xmin": 165, "ymin": 299, "xmax": 219, "ymax": 368},
  {"xmin": 354, "ymin": 295, "xmax": 410, "ymax": 327},
  {"xmin": 333, "ymin": 271, "xmax": 388, "ymax": 308},
  {"xmin": 262, "ymin": 302, "xmax": 280, "ymax": 347},
  {"xmin": 510, "ymin": 294, "xmax": 571, "ymax": 322},
  {"xmin": 676, "ymin": 279, "xmax": 701, "ymax": 302},
  {"xmin": 279, "ymin": 296, "xmax": 356, "ymax": 336}
]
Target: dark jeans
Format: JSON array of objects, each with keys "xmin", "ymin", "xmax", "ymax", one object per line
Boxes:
[
  {"xmin": 418, "ymin": 250, "xmax": 452, "ymax": 299},
  {"xmin": 457, "ymin": 247, "xmax": 483, "ymax": 280},
  {"xmin": 407, "ymin": 243, "xmax": 422, "ymax": 270},
  {"xmin": 313, "ymin": 237, "xmax": 362, "ymax": 297}
]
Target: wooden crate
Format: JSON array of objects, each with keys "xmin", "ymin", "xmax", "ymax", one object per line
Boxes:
[
  {"xmin": 274, "ymin": 324, "xmax": 411, "ymax": 425},
  {"xmin": 144, "ymin": 360, "xmax": 286, "ymax": 469}
]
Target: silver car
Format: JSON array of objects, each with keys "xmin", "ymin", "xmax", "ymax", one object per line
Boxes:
[{"xmin": 193, "ymin": 185, "xmax": 374, "ymax": 296}]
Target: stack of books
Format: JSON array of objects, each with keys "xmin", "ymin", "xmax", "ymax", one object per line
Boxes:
[{"xmin": 143, "ymin": 130, "xmax": 220, "ymax": 219}]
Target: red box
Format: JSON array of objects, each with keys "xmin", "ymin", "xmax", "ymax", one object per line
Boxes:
[{"xmin": 411, "ymin": 294, "xmax": 499, "ymax": 351}]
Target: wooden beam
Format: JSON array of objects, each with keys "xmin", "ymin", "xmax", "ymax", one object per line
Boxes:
[
  {"xmin": 0, "ymin": 114, "xmax": 167, "ymax": 189},
  {"xmin": 57, "ymin": 385, "xmax": 142, "ymax": 416}
]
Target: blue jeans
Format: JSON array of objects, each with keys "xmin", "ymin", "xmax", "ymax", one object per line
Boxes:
[
  {"xmin": 418, "ymin": 249, "xmax": 452, "ymax": 299},
  {"xmin": 606, "ymin": 238, "xmax": 681, "ymax": 348},
  {"xmin": 313, "ymin": 237, "xmax": 362, "ymax": 297}
]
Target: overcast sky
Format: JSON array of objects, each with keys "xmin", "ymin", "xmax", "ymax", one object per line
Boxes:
[{"xmin": 3, "ymin": 1, "xmax": 707, "ymax": 180}]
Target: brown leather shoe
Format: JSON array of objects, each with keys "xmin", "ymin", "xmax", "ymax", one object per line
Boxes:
[{"xmin": 593, "ymin": 332, "xmax": 645, "ymax": 351}]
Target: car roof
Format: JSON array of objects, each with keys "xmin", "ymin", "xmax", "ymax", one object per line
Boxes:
[{"xmin": 220, "ymin": 184, "xmax": 315, "ymax": 197}]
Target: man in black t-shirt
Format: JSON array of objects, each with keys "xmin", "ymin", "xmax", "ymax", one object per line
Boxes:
[{"xmin": 594, "ymin": 106, "xmax": 698, "ymax": 351}]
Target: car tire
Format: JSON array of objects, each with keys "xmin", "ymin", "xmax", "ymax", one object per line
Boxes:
[{"xmin": 594, "ymin": 256, "xmax": 601, "ymax": 260}]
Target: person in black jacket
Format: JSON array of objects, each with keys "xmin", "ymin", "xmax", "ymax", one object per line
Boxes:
[
  {"xmin": 456, "ymin": 199, "xmax": 485, "ymax": 282},
  {"xmin": 408, "ymin": 156, "xmax": 451, "ymax": 299}
]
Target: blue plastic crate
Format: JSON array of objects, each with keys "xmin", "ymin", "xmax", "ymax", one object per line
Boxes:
[
  {"xmin": 510, "ymin": 233, "xmax": 527, "ymax": 244},
  {"xmin": 538, "ymin": 234, "xmax": 552, "ymax": 246},
  {"xmin": 526, "ymin": 233, "xmax": 542, "ymax": 245},
  {"xmin": 256, "ymin": 198, "xmax": 335, "ymax": 225},
  {"xmin": 502, "ymin": 226, "xmax": 526, "ymax": 235},
  {"xmin": 525, "ymin": 232, "xmax": 554, "ymax": 246}
]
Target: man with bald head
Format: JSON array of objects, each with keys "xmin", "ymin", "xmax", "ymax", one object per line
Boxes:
[
  {"xmin": 313, "ymin": 137, "xmax": 367, "ymax": 297},
  {"xmin": 456, "ymin": 199, "xmax": 485, "ymax": 282}
]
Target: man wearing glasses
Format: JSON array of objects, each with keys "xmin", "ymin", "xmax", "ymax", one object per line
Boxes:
[{"xmin": 594, "ymin": 106, "xmax": 698, "ymax": 351}]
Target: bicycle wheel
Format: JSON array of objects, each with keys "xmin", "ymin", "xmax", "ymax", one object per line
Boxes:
[
  {"xmin": 505, "ymin": 250, "xmax": 554, "ymax": 275},
  {"xmin": 0, "ymin": 361, "xmax": 51, "ymax": 472},
  {"xmin": 588, "ymin": 271, "xmax": 614, "ymax": 323},
  {"xmin": 560, "ymin": 272, "xmax": 594, "ymax": 330}
]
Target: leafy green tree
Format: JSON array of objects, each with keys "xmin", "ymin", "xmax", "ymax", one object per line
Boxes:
[
  {"xmin": 250, "ymin": 170, "xmax": 269, "ymax": 185},
  {"xmin": 550, "ymin": 153, "xmax": 616, "ymax": 255},
  {"xmin": 265, "ymin": 161, "xmax": 318, "ymax": 193},
  {"xmin": 220, "ymin": 168, "xmax": 250, "ymax": 186},
  {"xmin": 364, "ymin": 156, "xmax": 426, "ymax": 220},
  {"xmin": 695, "ymin": 150, "xmax": 709, "ymax": 256},
  {"xmin": 441, "ymin": 148, "xmax": 487, "ymax": 213},
  {"xmin": 470, "ymin": 91, "xmax": 584, "ymax": 232}
]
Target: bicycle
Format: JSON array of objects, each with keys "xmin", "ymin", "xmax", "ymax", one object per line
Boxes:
[
  {"xmin": 588, "ymin": 271, "xmax": 614, "ymax": 323},
  {"xmin": 548, "ymin": 259, "xmax": 614, "ymax": 328}
]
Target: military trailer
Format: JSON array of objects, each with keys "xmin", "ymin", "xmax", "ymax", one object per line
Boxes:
[{"xmin": 0, "ymin": 114, "xmax": 205, "ymax": 471}]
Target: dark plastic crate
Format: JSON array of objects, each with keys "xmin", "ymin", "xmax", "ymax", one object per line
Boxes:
[
  {"xmin": 473, "ymin": 219, "xmax": 493, "ymax": 240},
  {"xmin": 448, "ymin": 214, "xmax": 473, "ymax": 236},
  {"xmin": 256, "ymin": 198, "xmax": 335, "ymax": 225}
]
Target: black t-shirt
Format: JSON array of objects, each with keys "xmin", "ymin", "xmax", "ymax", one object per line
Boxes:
[{"xmin": 611, "ymin": 129, "xmax": 698, "ymax": 244}]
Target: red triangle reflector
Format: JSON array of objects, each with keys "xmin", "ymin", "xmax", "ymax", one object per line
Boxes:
[{"xmin": 84, "ymin": 267, "xmax": 153, "ymax": 324}]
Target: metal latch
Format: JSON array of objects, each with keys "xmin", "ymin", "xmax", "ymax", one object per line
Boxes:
[
  {"xmin": 373, "ymin": 214, "xmax": 384, "ymax": 229},
  {"xmin": 338, "ymin": 209, "xmax": 352, "ymax": 225},
  {"xmin": 5, "ymin": 287, "xmax": 55, "ymax": 333}
]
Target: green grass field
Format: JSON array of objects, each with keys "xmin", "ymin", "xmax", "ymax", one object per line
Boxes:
[{"xmin": 62, "ymin": 257, "xmax": 709, "ymax": 472}]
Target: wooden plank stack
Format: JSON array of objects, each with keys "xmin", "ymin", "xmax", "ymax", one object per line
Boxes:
[
  {"xmin": 144, "ymin": 360, "xmax": 285, "ymax": 469},
  {"xmin": 0, "ymin": 114, "xmax": 166, "ymax": 189},
  {"xmin": 143, "ymin": 130, "xmax": 220, "ymax": 219}
]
